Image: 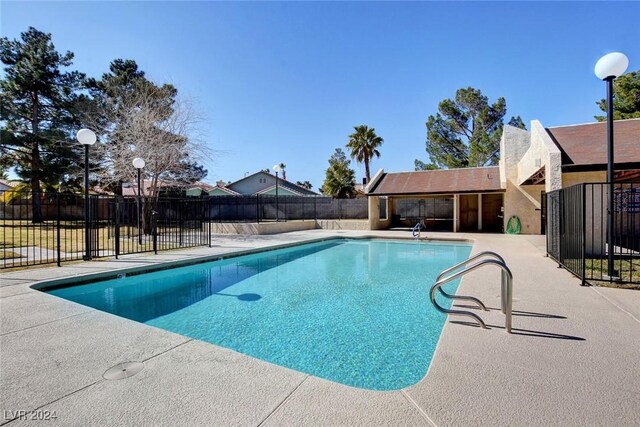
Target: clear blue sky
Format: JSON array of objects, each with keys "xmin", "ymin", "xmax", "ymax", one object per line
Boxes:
[{"xmin": 2, "ymin": 1, "xmax": 639, "ymax": 189}]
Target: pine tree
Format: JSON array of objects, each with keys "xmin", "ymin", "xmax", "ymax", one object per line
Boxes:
[
  {"xmin": 419, "ymin": 87, "xmax": 522, "ymax": 169},
  {"xmin": 595, "ymin": 70, "xmax": 640, "ymax": 121},
  {"xmin": 0, "ymin": 27, "xmax": 86, "ymax": 222}
]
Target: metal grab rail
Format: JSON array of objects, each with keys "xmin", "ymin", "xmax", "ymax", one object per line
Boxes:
[
  {"xmin": 430, "ymin": 258, "xmax": 513, "ymax": 333},
  {"xmin": 436, "ymin": 251, "xmax": 507, "ymax": 313},
  {"xmin": 412, "ymin": 222, "xmax": 421, "ymax": 240}
]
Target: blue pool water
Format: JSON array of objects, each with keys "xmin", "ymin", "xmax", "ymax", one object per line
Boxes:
[{"xmin": 46, "ymin": 238, "xmax": 471, "ymax": 390}]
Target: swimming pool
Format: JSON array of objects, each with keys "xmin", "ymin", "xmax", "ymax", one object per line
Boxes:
[{"xmin": 45, "ymin": 238, "xmax": 471, "ymax": 390}]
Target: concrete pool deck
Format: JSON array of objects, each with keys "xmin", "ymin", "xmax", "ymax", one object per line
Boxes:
[{"xmin": 1, "ymin": 230, "xmax": 639, "ymax": 426}]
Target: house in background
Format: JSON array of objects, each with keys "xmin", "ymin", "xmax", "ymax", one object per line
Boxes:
[
  {"xmin": 205, "ymin": 183, "xmax": 241, "ymax": 196},
  {"xmin": 366, "ymin": 118, "xmax": 640, "ymax": 234},
  {"xmin": 120, "ymin": 170, "xmax": 319, "ymax": 197},
  {"xmin": 0, "ymin": 179, "xmax": 19, "ymax": 193},
  {"xmin": 219, "ymin": 170, "xmax": 319, "ymax": 197}
]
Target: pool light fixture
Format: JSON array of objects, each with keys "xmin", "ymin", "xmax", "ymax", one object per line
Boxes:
[
  {"xmin": 77, "ymin": 129, "xmax": 97, "ymax": 260},
  {"xmin": 594, "ymin": 52, "xmax": 628, "ymax": 281},
  {"xmin": 273, "ymin": 164, "xmax": 281, "ymax": 222}
]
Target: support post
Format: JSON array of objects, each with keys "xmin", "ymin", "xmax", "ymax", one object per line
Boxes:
[
  {"xmin": 153, "ymin": 209, "xmax": 158, "ymax": 254},
  {"xmin": 83, "ymin": 144, "xmax": 91, "ymax": 260},
  {"xmin": 605, "ymin": 77, "xmax": 617, "ymax": 280},
  {"xmin": 478, "ymin": 193, "xmax": 483, "ymax": 231},
  {"xmin": 275, "ymin": 172, "xmax": 279, "ymax": 222},
  {"xmin": 137, "ymin": 168, "xmax": 142, "ymax": 246},
  {"xmin": 453, "ymin": 194, "xmax": 459, "ymax": 232},
  {"xmin": 56, "ymin": 192, "xmax": 61, "ymax": 267},
  {"xmin": 115, "ymin": 198, "xmax": 120, "ymax": 259}
]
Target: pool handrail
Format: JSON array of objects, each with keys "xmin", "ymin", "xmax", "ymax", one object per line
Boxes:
[
  {"xmin": 430, "ymin": 258, "xmax": 513, "ymax": 333},
  {"xmin": 412, "ymin": 222, "xmax": 421, "ymax": 240},
  {"xmin": 436, "ymin": 251, "xmax": 507, "ymax": 313}
]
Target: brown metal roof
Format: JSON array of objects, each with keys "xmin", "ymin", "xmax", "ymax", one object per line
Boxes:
[
  {"xmin": 546, "ymin": 119, "xmax": 640, "ymax": 167},
  {"xmin": 369, "ymin": 166, "xmax": 503, "ymax": 195}
]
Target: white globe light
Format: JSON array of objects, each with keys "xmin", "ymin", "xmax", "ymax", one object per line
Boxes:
[
  {"xmin": 594, "ymin": 52, "xmax": 629, "ymax": 80},
  {"xmin": 132, "ymin": 157, "xmax": 146, "ymax": 169},
  {"xmin": 273, "ymin": 164, "xmax": 281, "ymax": 172},
  {"xmin": 76, "ymin": 129, "xmax": 97, "ymax": 145}
]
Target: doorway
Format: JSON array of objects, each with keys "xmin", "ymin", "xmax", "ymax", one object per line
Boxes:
[
  {"xmin": 459, "ymin": 195, "xmax": 478, "ymax": 231},
  {"xmin": 481, "ymin": 193, "xmax": 504, "ymax": 233}
]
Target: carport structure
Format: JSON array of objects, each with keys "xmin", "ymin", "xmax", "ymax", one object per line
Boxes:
[{"xmin": 366, "ymin": 166, "xmax": 506, "ymax": 232}]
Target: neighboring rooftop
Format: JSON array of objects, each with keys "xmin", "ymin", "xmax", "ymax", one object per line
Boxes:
[
  {"xmin": 0, "ymin": 179, "xmax": 20, "ymax": 189},
  {"xmin": 226, "ymin": 170, "xmax": 319, "ymax": 196},
  {"xmin": 546, "ymin": 118, "xmax": 640, "ymax": 168},
  {"xmin": 121, "ymin": 180, "xmax": 215, "ymax": 196},
  {"xmin": 368, "ymin": 166, "xmax": 503, "ymax": 195}
]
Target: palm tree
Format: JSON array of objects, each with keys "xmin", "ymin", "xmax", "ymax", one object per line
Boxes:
[
  {"xmin": 279, "ymin": 162, "xmax": 287, "ymax": 180},
  {"xmin": 296, "ymin": 180, "xmax": 313, "ymax": 190},
  {"xmin": 346, "ymin": 125, "xmax": 383, "ymax": 183},
  {"xmin": 321, "ymin": 148, "xmax": 356, "ymax": 198}
]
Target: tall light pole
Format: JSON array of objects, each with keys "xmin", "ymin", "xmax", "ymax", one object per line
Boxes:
[
  {"xmin": 133, "ymin": 157, "xmax": 146, "ymax": 245},
  {"xmin": 273, "ymin": 164, "xmax": 281, "ymax": 222},
  {"xmin": 594, "ymin": 52, "xmax": 629, "ymax": 280},
  {"xmin": 77, "ymin": 129, "xmax": 97, "ymax": 260}
]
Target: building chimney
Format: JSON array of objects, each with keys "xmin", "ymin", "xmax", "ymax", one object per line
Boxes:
[{"xmin": 362, "ymin": 177, "xmax": 367, "ymax": 185}]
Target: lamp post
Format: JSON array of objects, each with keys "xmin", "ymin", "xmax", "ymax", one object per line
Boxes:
[
  {"xmin": 77, "ymin": 129, "xmax": 97, "ymax": 260},
  {"xmin": 273, "ymin": 164, "xmax": 281, "ymax": 222},
  {"xmin": 132, "ymin": 157, "xmax": 146, "ymax": 245},
  {"xmin": 594, "ymin": 52, "xmax": 629, "ymax": 280}
]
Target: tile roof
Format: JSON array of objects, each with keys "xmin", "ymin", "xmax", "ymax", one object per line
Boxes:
[
  {"xmin": 546, "ymin": 119, "xmax": 640, "ymax": 167},
  {"xmin": 368, "ymin": 166, "xmax": 503, "ymax": 195}
]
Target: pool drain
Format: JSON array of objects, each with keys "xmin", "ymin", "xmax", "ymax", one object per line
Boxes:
[{"xmin": 103, "ymin": 362, "xmax": 144, "ymax": 380}]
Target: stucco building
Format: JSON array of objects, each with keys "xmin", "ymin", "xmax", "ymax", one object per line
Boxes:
[{"xmin": 366, "ymin": 118, "xmax": 640, "ymax": 234}]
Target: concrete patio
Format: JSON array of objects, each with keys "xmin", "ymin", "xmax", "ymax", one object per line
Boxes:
[{"xmin": 1, "ymin": 230, "xmax": 639, "ymax": 426}]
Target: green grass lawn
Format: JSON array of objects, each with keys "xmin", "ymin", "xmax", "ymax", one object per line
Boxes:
[
  {"xmin": 1, "ymin": 249, "xmax": 21, "ymax": 260},
  {"xmin": 1, "ymin": 221, "xmax": 198, "ymax": 256},
  {"xmin": 1, "ymin": 221, "xmax": 147, "ymax": 252},
  {"xmin": 585, "ymin": 258, "xmax": 640, "ymax": 290}
]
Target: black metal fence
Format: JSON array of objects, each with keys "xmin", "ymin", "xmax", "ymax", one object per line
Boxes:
[
  {"xmin": 208, "ymin": 195, "xmax": 368, "ymax": 222},
  {"xmin": 546, "ymin": 182, "xmax": 640, "ymax": 285},
  {"xmin": 1, "ymin": 193, "xmax": 368, "ymax": 269}
]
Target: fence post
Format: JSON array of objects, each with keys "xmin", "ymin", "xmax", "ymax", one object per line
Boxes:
[
  {"xmin": 179, "ymin": 201, "xmax": 183, "ymax": 246},
  {"xmin": 581, "ymin": 184, "xmax": 587, "ymax": 285},
  {"xmin": 114, "ymin": 198, "xmax": 120, "ymax": 259},
  {"xmin": 558, "ymin": 191, "xmax": 563, "ymax": 268},
  {"xmin": 208, "ymin": 198, "xmax": 212, "ymax": 248},
  {"xmin": 153, "ymin": 209, "xmax": 158, "ymax": 254},
  {"xmin": 314, "ymin": 196, "xmax": 317, "ymax": 221},
  {"xmin": 56, "ymin": 192, "xmax": 61, "ymax": 267},
  {"xmin": 544, "ymin": 192, "xmax": 549, "ymax": 257},
  {"xmin": 256, "ymin": 194, "xmax": 260, "ymax": 223},
  {"xmin": 202, "ymin": 198, "xmax": 207, "ymax": 247},
  {"xmin": 94, "ymin": 196, "xmax": 100, "ymax": 258}
]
